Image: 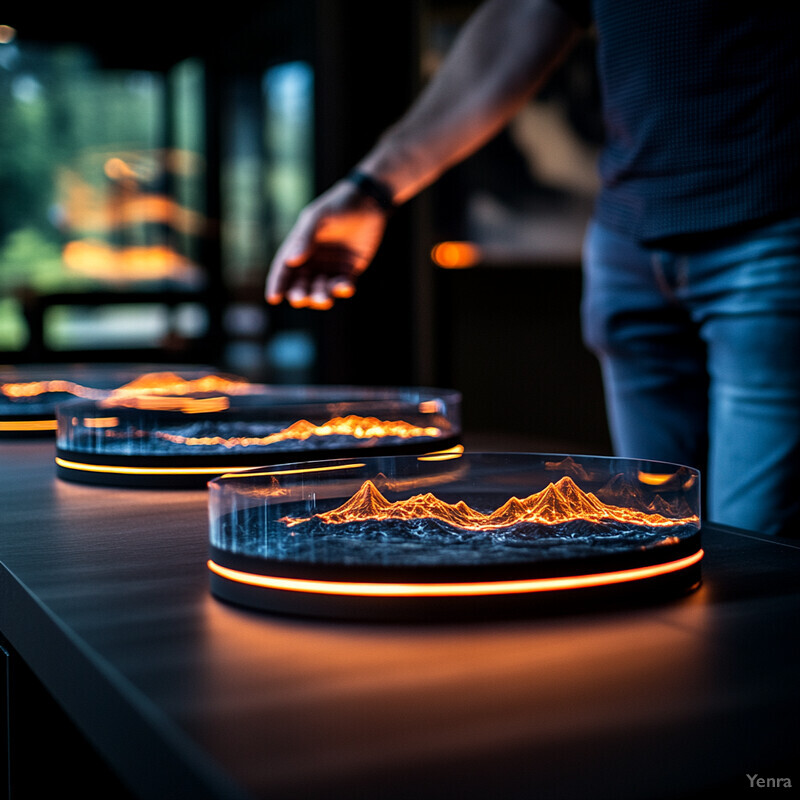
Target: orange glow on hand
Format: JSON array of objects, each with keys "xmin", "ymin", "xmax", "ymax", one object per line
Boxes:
[
  {"xmin": 308, "ymin": 296, "xmax": 334, "ymax": 311},
  {"xmin": 331, "ymin": 281, "xmax": 355, "ymax": 299},
  {"xmin": 207, "ymin": 549, "xmax": 704, "ymax": 597},
  {"xmin": 431, "ymin": 241, "xmax": 481, "ymax": 269},
  {"xmin": 280, "ymin": 476, "xmax": 699, "ymax": 530}
]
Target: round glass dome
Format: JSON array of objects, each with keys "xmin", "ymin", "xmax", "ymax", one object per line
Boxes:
[
  {"xmin": 0, "ymin": 364, "xmax": 223, "ymax": 437},
  {"xmin": 56, "ymin": 384, "xmax": 461, "ymax": 487},
  {"xmin": 207, "ymin": 451, "xmax": 702, "ymax": 620}
]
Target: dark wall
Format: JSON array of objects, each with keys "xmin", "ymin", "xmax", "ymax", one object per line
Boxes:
[
  {"xmin": 309, "ymin": 1, "xmax": 425, "ymax": 387},
  {"xmin": 433, "ymin": 264, "xmax": 612, "ymax": 452},
  {"xmin": 6, "ymin": 1, "xmax": 612, "ymax": 453}
]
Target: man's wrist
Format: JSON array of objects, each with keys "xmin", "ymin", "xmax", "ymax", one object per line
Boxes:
[{"xmin": 345, "ymin": 170, "xmax": 398, "ymax": 214}]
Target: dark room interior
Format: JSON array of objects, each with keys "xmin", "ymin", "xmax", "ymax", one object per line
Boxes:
[{"xmin": 1, "ymin": 4, "xmax": 798, "ymax": 799}]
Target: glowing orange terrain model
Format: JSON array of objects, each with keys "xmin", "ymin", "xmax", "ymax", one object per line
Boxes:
[
  {"xmin": 103, "ymin": 372, "xmax": 253, "ymax": 400},
  {"xmin": 1, "ymin": 371, "xmax": 252, "ymax": 403},
  {"xmin": 1, "ymin": 379, "xmax": 109, "ymax": 401},
  {"xmin": 153, "ymin": 416, "xmax": 443, "ymax": 449},
  {"xmin": 206, "ymin": 453, "xmax": 702, "ymax": 619},
  {"xmin": 281, "ymin": 476, "xmax": 699, "ymax": 530}
]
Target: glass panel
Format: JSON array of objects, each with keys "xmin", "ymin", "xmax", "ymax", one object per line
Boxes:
[
  {"xmin": 263, "ymin": 61, "xmax": 314, "ymax": 249},
  {"xmin": 43, "ymin": 302, "xmax": 208, "ymax": 351},
  {"xmin": 221, "ymin": 60, "xmax": 316, "ymax": 381},
  {"xmin": 0, "ymin": 31, "xmax": 208, "ymax": 353}
]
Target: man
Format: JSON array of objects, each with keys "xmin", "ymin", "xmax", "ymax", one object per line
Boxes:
[{"xmin": 266, "ymin": 0, "xmax": 800, "ymax": 536}]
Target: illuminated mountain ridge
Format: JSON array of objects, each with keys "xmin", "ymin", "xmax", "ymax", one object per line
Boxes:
[
  {"xmin": 105, "ymin": 372, "xmax": 252, "ymax": 399},
  {"xmin": 2, "ymin": 371, "xmax": 251, "ymax": 402},
  {"xmin": 281, "ymin": 476, "xmax": 698, "ymax": 530},
  {"xmin": 154, "ymin": 415, "xmax": 443, "ymax": 448}
]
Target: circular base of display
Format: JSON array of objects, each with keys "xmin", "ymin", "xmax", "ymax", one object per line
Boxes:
[
  {"xmin": 207, "ymin": 535, "xmax": 703, "ymax": 622},
  {"xmin": 0, "ymin": 415, "xmax": 58, "ymax": 438},
  {"xmin": 206, "ymin": 452, "xmax": 703, "ymax": 621},
  {"xmin": 55, "ymin": 437, "xmax": 463, "ymax": 488},
  {"xmin": 1, "ymin": 363, "xmax": 223, "ymax": 439}
]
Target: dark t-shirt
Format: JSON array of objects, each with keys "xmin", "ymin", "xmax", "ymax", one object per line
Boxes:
[{"xmin": 554, "ymin": 0, "xmax": 800, "ymax": 244}]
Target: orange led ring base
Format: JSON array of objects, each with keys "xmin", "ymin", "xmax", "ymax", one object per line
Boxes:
[
  {"xmin": 209, "ymin": 550, "xmax": 703, "ymax": 596},
  {"xmin": 206, "ymin": 452, "xmax": 703, "ymax": 620},
  {"xmin": 53, "ymin": 384, "xmax": 462, "ymax": 488},
  {"xmin": 207, "ymin": 543, "xmax": 703, "ymax": 621},
  {"xmin": 0, "ymin": 417, "xmax": 58, "ymax": 436},
  {"xmin": 54, "ymin": 435, "xmax": 463, "ymax": 489},
  {"xmin": 1, "ymin": 366, "xmax": 234, "ymax": 439},
  {"xmin": 55, "ymin": 455, "xmax": 257, "ymax": 480}
]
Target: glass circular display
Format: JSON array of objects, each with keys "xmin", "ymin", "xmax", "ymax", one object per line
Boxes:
[
  {"xmin": 207, "ymin": 452, "xmax": 702, "ymax": 620},
  {"xmin": 56, "ymin": 385, "xmax": 462, "ymax": 487},
  {"xmin": 0, "ymin": 364, "xmax": 227, "ymax": 437}
]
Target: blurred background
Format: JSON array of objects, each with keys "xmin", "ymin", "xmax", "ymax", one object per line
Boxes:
[{"xmin": 0, "ymin": 0, "xmax": 611, "ymax": 454}]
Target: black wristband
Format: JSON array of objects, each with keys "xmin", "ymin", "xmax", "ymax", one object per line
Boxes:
[{"xmin": 346, "ymin": 170, "xmax": 397, "ymax": 213}]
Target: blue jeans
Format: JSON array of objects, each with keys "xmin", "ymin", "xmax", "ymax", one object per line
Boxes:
[{"xmin": 582, "ymin": 217, "xmax": 800, "ymax": 536}]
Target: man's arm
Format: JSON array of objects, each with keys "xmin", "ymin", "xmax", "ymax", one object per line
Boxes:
[{"xmin": 266, "ymin": 0, "xmax": 583, "ymax": 309}]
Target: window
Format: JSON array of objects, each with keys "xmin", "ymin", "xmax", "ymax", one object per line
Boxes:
[{"xmin": 0, "ymin": 30, "xmax": 209, "ymax": 355}]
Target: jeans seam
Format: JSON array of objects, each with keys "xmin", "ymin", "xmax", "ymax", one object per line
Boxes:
[
  {"xmin": 677, "ymin": 255, "xmax": 690, "ymax": 293},
  {"xmin": 652, "ymin": 252, "xmax": 678, "ymax": 302}
]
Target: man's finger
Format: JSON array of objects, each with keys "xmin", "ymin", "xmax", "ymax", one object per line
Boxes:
[
  {"xmin": 330, "ymin": 278, "xmax": 356, "ymax": 299},
  {"xmin": 308, "ymin": 275, "xmax": 335, "ymax": 310}
]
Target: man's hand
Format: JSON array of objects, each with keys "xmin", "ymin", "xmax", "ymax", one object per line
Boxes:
[
  {"xmin": 266, "ymin": 0, "xmax": 581, "ymax": 309},
  {"xmin": 265, "ymin": 179, "xmax": 390, "ymax": 310}
]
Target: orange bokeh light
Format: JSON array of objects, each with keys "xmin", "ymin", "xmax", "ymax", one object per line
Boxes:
[
  {"xmin": 61, "ymin": 240, "xmax": 200, "ymax": 283},
  {"xmin": 431, "ymin": 241, "xmax": 481, "ymax": 269}
]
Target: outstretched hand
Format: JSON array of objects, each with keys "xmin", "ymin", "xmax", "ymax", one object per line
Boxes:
[{"xmin": 265, "ymin": 179, "xmax": 391, "ymax": 310}]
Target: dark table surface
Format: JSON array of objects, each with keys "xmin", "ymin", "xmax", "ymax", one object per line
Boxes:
[{"xmin": 1, "ymin": 440, "xmax": 799, "ymax": 799}]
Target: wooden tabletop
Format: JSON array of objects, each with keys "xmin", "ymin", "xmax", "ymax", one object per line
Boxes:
[{"xmin": 1, "ymin": 439, "xmax": 799, "ymax": 799}]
